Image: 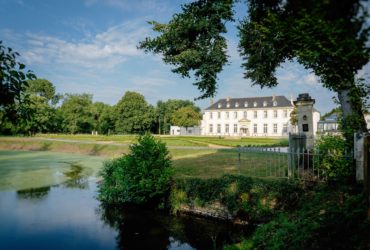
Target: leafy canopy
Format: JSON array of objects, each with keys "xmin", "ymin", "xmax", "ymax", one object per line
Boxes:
[
  {"xmin": 138, "ymin": 0, "xmax": 235, "ymax": 99},
  {"xmin": 114, "ymin": 91, "xmax": 155, "ymax": 134},
  {"xmin": 171, "ymin": 106, "xmax": 202, "ymax": 128}
]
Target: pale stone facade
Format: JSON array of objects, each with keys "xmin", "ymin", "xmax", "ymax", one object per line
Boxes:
[{"xmin": 201, "ymin": 95, "xmax": 320, "ymax": 137}]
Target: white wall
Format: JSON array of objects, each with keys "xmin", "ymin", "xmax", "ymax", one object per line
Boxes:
[{"xmin": 201, "ymin": 108, "xmax": 294, "ymax": 137}]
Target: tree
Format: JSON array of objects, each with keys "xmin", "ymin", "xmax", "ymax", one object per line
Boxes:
[
  {"xmin": 25, "ymin": 79, "xmax": 61, "ymax": 134},
  {"xmin": 139, "ymin": 0, "xmax": 370, "ymax": 146},
  {"xmin": 156, "ymin": 99, "xmax": 201, "ymax": 134},
  {"xmin": 59, "ymin": 93, "xmax": 94, "ymax": 134},
  {"xmin": 91, "ymin": 102, "xmax": 115, "ymax": 135},
  {"xmin": 0, "ymin": 41, "xmax": 36, "ymax": 134},
  {"xmin": 114, "ymin": 91, "xmax": 155, "ymax": 134},
  {"xmin": 138, "ymin": 0, "xmax": 234, "ymax": 100},
  {"xmin": 171, "ymin": 106, "xmax": 201, "ymax": 132}
]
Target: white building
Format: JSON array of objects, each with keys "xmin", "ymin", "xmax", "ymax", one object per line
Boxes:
[
  {"xmin": 170, "ymin": 126, "xmax": 201, "ymax": 136},
  {"xmin": 201, "ymin": 95, "xmax": 320, "ymax": 137}
]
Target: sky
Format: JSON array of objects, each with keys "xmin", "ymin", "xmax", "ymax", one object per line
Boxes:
[{"xmin": 1, "ymin": 0, "xmax": 368, "ymax": 114}]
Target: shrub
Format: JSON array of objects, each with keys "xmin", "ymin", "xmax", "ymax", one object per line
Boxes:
[
  {"xmin": 171, "ymin": 175, "xmax": 302, "ymax": 222},
  {"xmin": 245, "ymin": 186, "xmax": 370, "ymax": 250},
  {"xmin": 314, "ymin": 135, "xmax": 353, "ymax": 179},
  {"xmin": 98, "ymin": 133, "xmax": 173, "ymax": 204}
]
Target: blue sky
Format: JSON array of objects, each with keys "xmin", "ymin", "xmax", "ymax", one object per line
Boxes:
[{"xmin": 1, "ymin": 0, "xmax": 367, "ymax": 114}]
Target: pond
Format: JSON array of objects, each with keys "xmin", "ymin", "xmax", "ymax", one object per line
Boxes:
[{"xmin": 0, "ymin": 150, "xmax": 249, "ymax": 250}]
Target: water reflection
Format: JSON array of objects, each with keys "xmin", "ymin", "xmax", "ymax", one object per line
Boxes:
[
  {"xmin": 63, "ymin": 162, "xmax": 89, "ymax": 189},
  {"xmin": 99, "ymin": 204, "xmax": 249, "ymax": 250},
  {"xmin": 17, "ymin": 186, "xmax": 51, "ymax": 200}
]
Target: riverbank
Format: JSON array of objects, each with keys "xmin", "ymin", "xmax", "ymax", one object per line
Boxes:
[{"xmin": 168, "ymin": 175, "xmax": 370, "ymax": 249}]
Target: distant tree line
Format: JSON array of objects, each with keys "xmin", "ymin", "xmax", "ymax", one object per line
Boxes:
[{"xmin": 0, "ymin": 79, "xmax": 202, "ymax": 135}]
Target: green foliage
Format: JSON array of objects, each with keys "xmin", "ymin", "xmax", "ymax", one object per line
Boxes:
[
  {"xmin": 315, "ymin": 135, "xmax": 353, "ymax": 179},
  {"xmin": 170, "ymin": 175, "xmax": 302, "ymax": 222},
  {"xmin": 59, "ymin": 93, "xmax": 94, "ymax": 134},
  {"xmin": 0, "ymin": 41, "xmax": 36, "ymax": 107},
  {"xmin": 243, "ymin": 185, "xmax": 370, "ymax": 250},
  {"xmin": 138, "ymin": 0, "xmax": 234, "ymax": 99},
  {"xmin": 0, "ymin": 41, "xmax": 36, "ymax": 134},
  {"xmin": 156, "ymin": 99, "xmax": 200, "ymax": 134},
  {"xmin": 98, "ymin": 133, "xmax": 173, "ymax": 204},
  {"xmin": 171, "ymin": 106, "xmax": 201, "ymax": 128},
  {"xmin": 114, "ymin": 91, "xmax": 155, "ymax": 134},
  {"xmin": 91, "ymin": 102, "xmax": 115, "ymax": 135}
]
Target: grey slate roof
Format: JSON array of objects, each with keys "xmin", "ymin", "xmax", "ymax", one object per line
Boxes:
[{"xmin": 205, "ymin": 96, "xmax": 293, "ymax": 110}]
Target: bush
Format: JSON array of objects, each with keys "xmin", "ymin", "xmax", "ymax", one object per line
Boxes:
[
  {"xmin": 170, "ymin": 175, "xmax": 303, "ymax": 222},
  {"xmin": 98, "ymin": 133, "xmax": 173, "ymax": 205},
  {"xmin": 314, "ymin": 135, "xmax": 353, "ymax": 179},
  {"xmin": 245, "ymin": 186, "xmax": 370, "ymax": 250}
]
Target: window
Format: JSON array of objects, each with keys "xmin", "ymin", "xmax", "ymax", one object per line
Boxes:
[
  {"xmin": 253, "ymin": 102, "xmax": 257, "ymax": 107},
  {"xmin": 234, "ymin": 124, "xmax": 238, "ymax": 133},
  {"xmin": 263, "ymin": 124, "xmax": 268, "ymax": 133},
  {"xmin": 226, "ymin": 111, "xmax": 229, "ymax": 119},
  {"xmin": 226, "ymin": 102, "xmax": 230, "ymax": 108},
  {"xmin": 283, "ymin": 123, "xmax": 288, "ymax": 134},
  {"xmin": 254, "ymin": 111, "xmax": 258, "ymax": 118},
  {"xmin": 264, "ymin": 110, "xmax": 268, "ymax": 118},
  {"xmin": 225, "ymin": 124, "xmax": 229, "ymax": 133},
  {"xmin": 218, "ymin": 112, "xmax": 221, "ymax": 119},
  {"xmin": 209, "ymin": 124, "xmax": 213, "ymax": 133},
  {"xmin": 218, "ymin": 103, "xmax": 222, "ymax": 108},
  {"xmin": 243, "ymin": 111, "xmax": 247, "ymax": 119},
  {"xmin": 234, "ymin": 111, "xmax": 238, "ymax": 119},
  {"xmin": 274, "ymin": 110, "xmax": 278, "ymax": 118},
  {"xmin": 235, "ymin": 102, "xmax": 239, "ymax": 108},
  {"xmin": 244, "ymin": 102, "xmax": 248, "ymax": 107},
  {"xmin": 284, "ymin": 110, "xmax": 288, "ymax": 118},
  {"xmin": 273, "ymin": 101, "xmax": 277, "ymax": 106},
  {"xmin": 273, "ymin": 124, "xmax": 278, "ymax": 134},
  {"xmin": 253, "ymin": 124, "xmax": 258, "ymax": 133},
  {"xmin": 210, "ymin": 112, "xmax": 213, "ymax": 119},
  {"xmin": 217, "ymin": 124, "xmax": 221, "ymax": 133},
  {"xmin": 263, "ymin": 101, "xmax": 267, "ymax": 107}
]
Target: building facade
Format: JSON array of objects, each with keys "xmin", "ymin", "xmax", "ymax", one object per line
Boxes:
[{"xmin": 201, "ymin": 95, "xmax": 320, "ymax": 137}]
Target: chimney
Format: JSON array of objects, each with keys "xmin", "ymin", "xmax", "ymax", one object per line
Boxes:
[
  {"xmin": 210, "ymin": 98, "xmax": 214, "ymax": 105},
  {"xmin": 226, "ymin": 97, "xmax": 230, "ymax": 102},
  {"xmin": 272, "ymin": 94, "xmax": 276, "ymax": 102},
  {"xmin": 290, "ymin": 94, "xmax": 294, "ymax": 106}
]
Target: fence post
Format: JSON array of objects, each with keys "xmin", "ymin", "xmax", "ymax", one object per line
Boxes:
[
  {"xmin": 363, "ymin": 134, "xmax": 370, "ymax": 217},
  {"xmin": 238, "ymin": 147, "xmax": 241, "ymax": 174}
]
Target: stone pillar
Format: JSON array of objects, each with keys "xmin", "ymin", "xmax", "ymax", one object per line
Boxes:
[{"xmin": 294, "ymin": 93, "xmax": 315, "ymax": 149}]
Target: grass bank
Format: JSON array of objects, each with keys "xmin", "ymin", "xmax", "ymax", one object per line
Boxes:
[
  {"xmin": 34, "ymin": 133, "xmax": 289, "ymax": 147},
  {"xmin": 168, "ymin": 175, "xmax": 370, "ymax": 249}
]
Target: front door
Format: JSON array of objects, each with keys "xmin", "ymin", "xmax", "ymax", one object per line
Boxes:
[{"xmin": 240, "ymin": 127, "xmax": 249, "ymax": 136}]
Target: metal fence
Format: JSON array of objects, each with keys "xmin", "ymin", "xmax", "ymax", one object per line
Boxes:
[{"xmin": 237, "ymin": 146, "xmax": 353, "ymax": 181}]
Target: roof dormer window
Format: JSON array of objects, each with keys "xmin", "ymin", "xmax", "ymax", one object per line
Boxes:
[
  {"xmin": 226, "ymin": 102, "xmax": 230, "ymax": 108},
  {"xmin": 244, "ymin": 102, "xmax": 248, "ymax": 107},
  {"xmin": 253, "ymin": 102, "xmax": 257, "ymax": 107},
  {"xmin": 218, "ymin": 103, "xmax": 222, "ymax": 108},
  {"xmin": 235, "ymin": 102, "xmax": 239, "ymax": 108},
  {"xmin": 263, "ymin": 101, "xmax": 267, "ymax": 107},
  {"xmin": 273, "ymin": 101, "xmax": 277, "ymax": 107}
]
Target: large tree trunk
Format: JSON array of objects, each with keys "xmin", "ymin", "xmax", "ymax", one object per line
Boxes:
[{"xmin": 337, "ymin": 88, "xmax": 367, "ymax": 144}]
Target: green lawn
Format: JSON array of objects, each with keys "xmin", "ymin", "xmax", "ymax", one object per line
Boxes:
[
  {"xmin": 173, "ymin": 149, "xmax": 288, "ymax": 179},
  {"xmin": 35, "ymin": 133, "xmax": 288, "ymax": 147}
]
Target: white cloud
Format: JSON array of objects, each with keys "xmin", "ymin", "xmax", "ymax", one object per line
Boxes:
[
  {"xmin": 19, "ymin": 20, "xmax": 149, "ymax": 70},
  {"xmin": 83, "ymin": 0, "xmax": 172, "ymax": 14}
]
